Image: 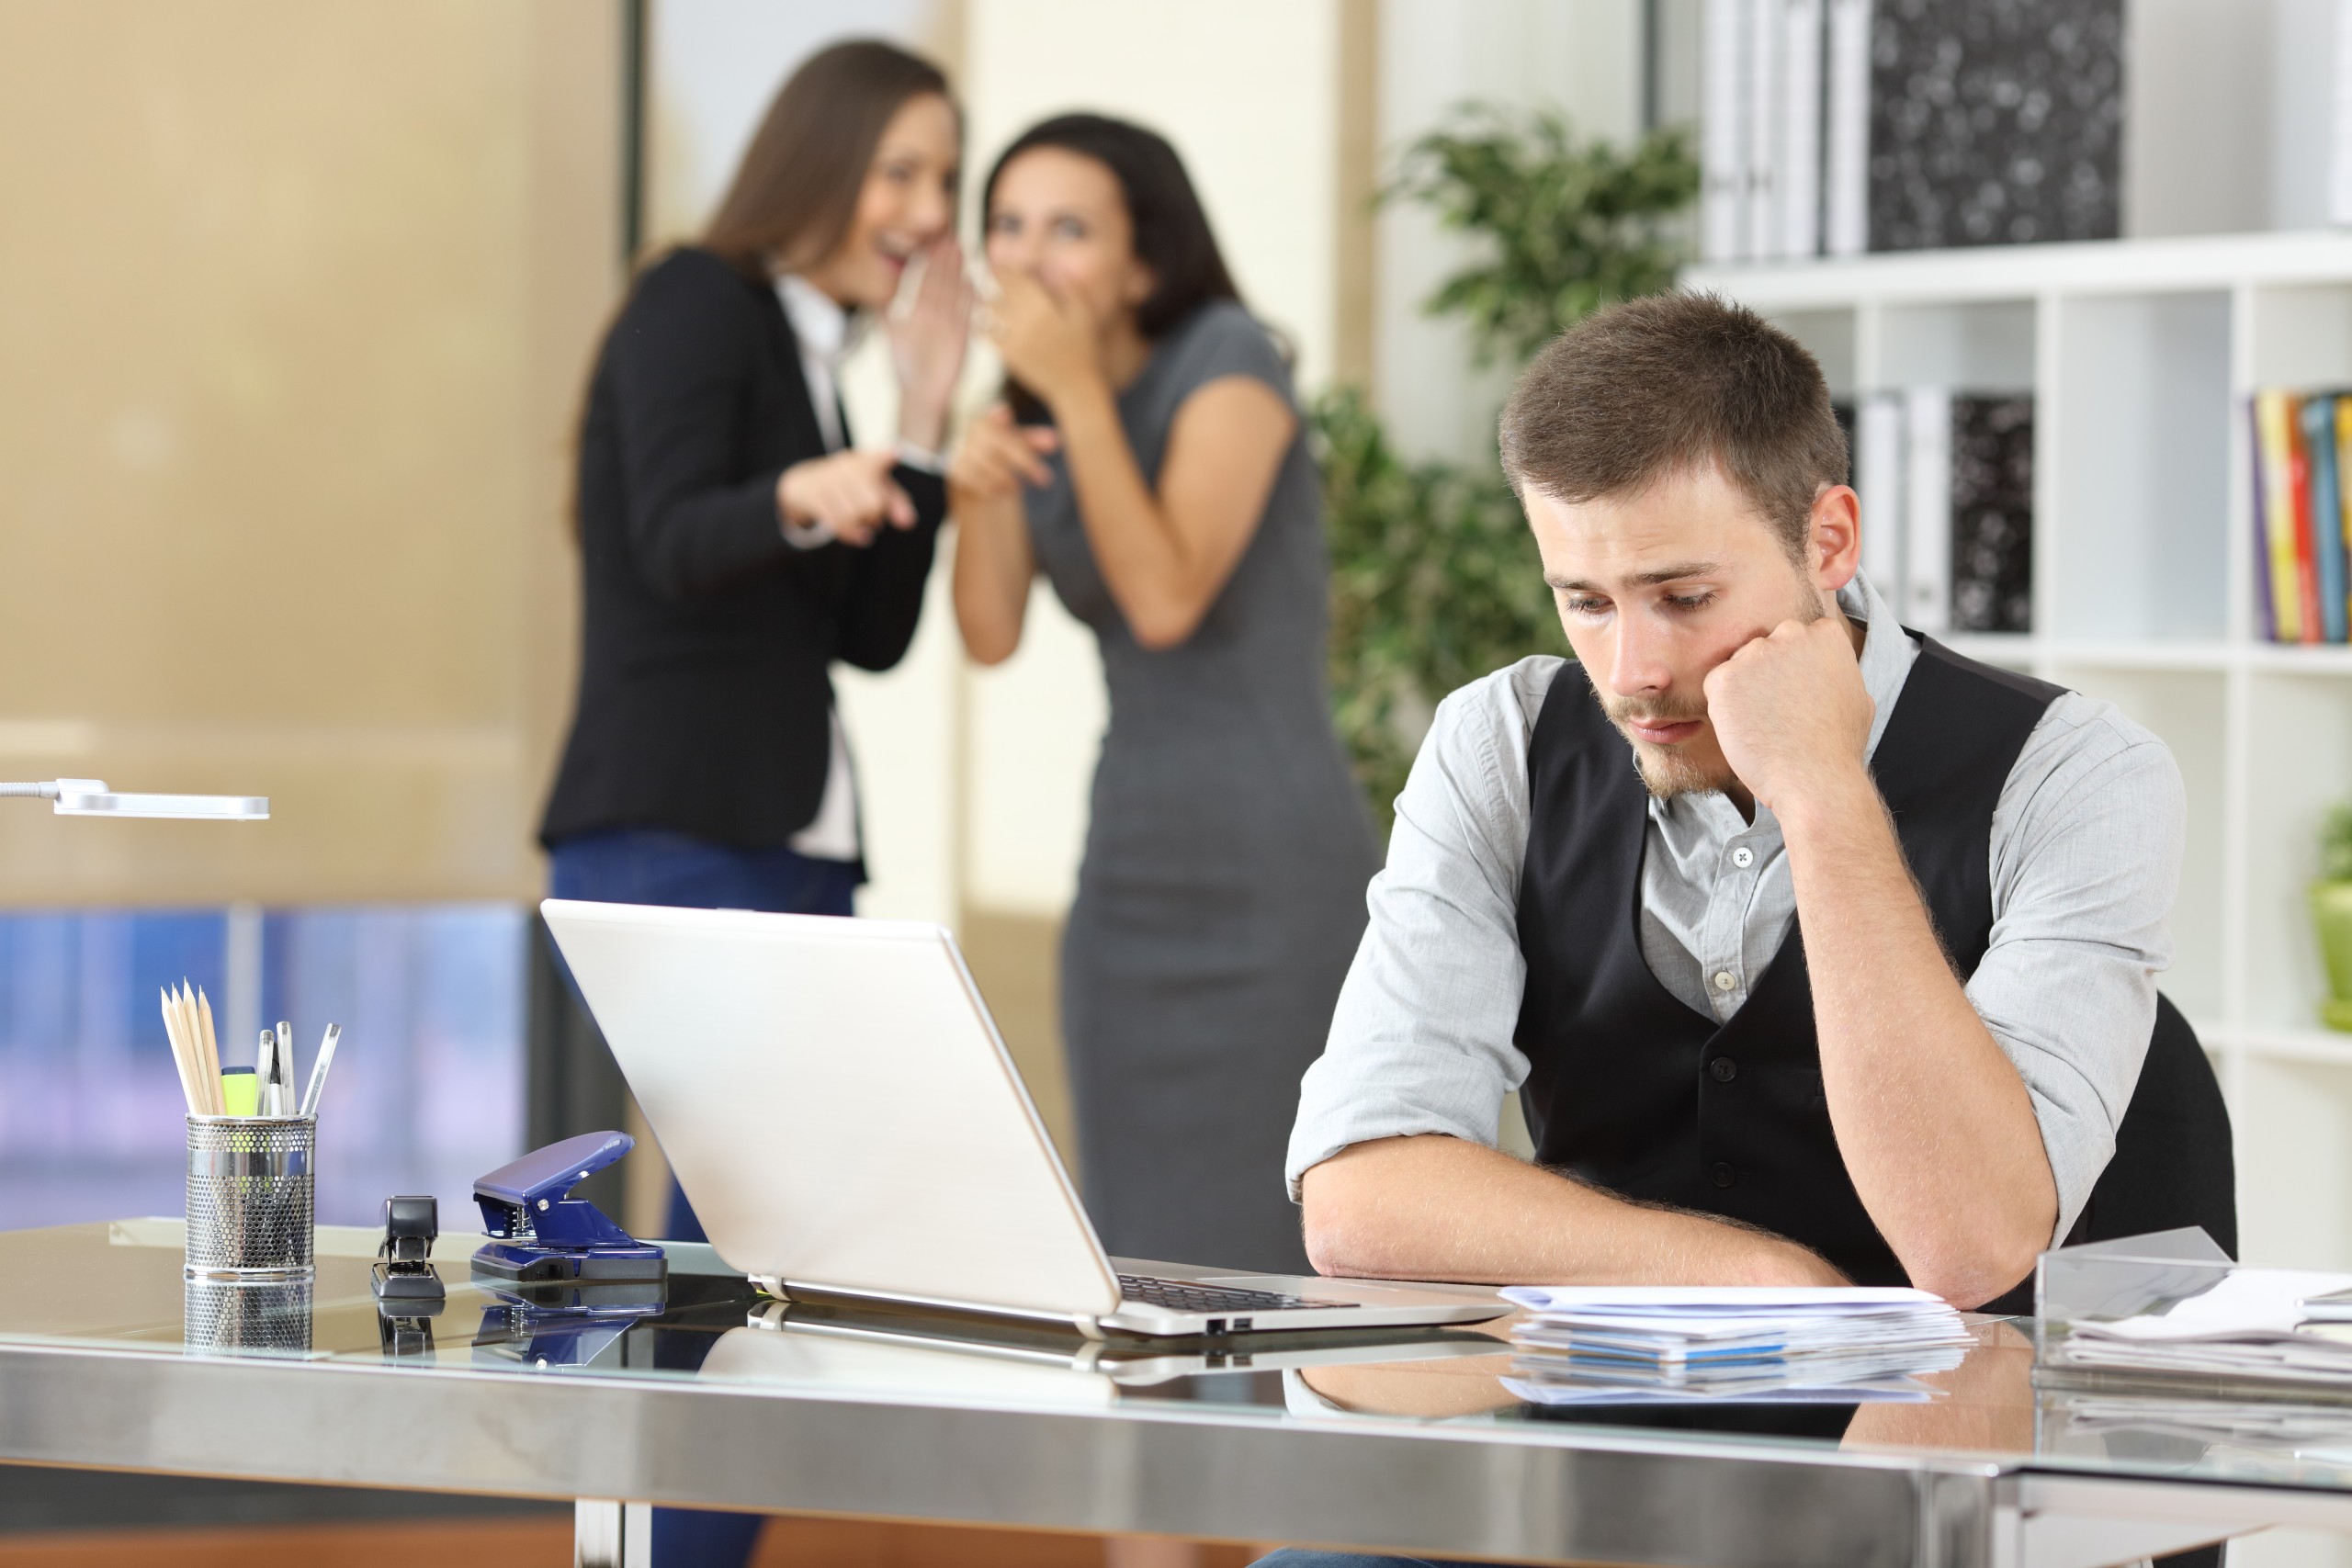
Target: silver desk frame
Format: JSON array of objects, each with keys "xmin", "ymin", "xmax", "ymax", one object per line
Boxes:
[{"xmin": 7, "ymin": 1332, "xmax": 2352, "ymax": 1568}]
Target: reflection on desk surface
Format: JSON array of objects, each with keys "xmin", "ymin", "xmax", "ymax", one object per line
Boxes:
[{"xmin": 7, "ymin": 1218, "xmax": 2352, "ymax": 1495}]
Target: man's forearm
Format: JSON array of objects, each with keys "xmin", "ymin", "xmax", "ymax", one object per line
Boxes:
[
  {"xmin": 1300, "ymin": 1134, "xmax": 1847, "ymax": 1287},
  {"xmin": 1778, "ymin": 774, "xmax": 2057, "ymax": 1305}
]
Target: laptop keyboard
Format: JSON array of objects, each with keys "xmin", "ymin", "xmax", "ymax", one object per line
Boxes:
[{"xmin": 1116, "ymin": 1273, "xmax": 1361, "ymax": 1314}]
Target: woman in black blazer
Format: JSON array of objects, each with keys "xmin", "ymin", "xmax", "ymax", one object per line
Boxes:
[
  {"xmin": 542, "ymin": 40, "xmax": 969, "ymax": 940},
  {"xmin": 538, "ymin": 41, "xmax": 970, "ymax": 1568}
]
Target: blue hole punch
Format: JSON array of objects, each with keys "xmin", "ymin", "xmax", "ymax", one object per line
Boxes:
[{"xmin": 471, "ymin": 1130, "xmax": 667, "ymax": 1290}]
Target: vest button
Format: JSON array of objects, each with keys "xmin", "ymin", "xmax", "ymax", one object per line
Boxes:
[
  {"xmin": 1710, "ymin": 1057, "xmax": 1736, "ymax": 1082},
  {"xmin": 1711, "ymin": 1162, "xmax": 1736, "ymax": 1189}
]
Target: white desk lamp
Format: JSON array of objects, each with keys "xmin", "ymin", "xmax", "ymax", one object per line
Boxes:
[{"xmin": 0, "ymin": 778, "xmax": 268, "ymax": 821}]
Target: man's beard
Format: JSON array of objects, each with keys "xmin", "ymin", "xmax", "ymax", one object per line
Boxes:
[{"xmin": 1601, "ymin": 691, "xmax": 1734, "ymax": 799}]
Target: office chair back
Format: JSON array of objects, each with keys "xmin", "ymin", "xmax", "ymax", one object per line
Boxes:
[
  {"xmin": 2072, "ymin": 993, "xmax": 2237, "ymax": 1258},
  {"xmin": 1979, "ymin": 994, "xmax": 2233, "ymax": 1316}
]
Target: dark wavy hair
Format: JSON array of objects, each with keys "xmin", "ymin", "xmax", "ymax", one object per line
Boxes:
[
  {"xmin": 703, "ymin": 39, "xmax": 953, "ymax": 277},
  {"xmin": 983, "ymin": 112, "xmax": 1242, "ymax": 346}
]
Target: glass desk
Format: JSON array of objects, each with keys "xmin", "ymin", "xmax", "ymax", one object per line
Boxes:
[{"xmin": 6, "ymin": 1221, "xmax": 2352, "ymax": 1568}]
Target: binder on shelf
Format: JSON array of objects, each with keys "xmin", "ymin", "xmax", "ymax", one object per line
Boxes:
[
  {"xmin": 1742, "ymin": 0, "xmax": 1781, "ymax": 261},
  {"xmin": 1821, "ymin": 0, "xmax": 1870, "ymax": 256},
  {"xmin": 1856, "ymin": 391, "xmax": 1906, "ymax": 600},
  {"xmin": 1776, "ymin": 0, "xmax": 1825, "ymax": 261},
  {"xmin": 1702, "ymin": 0, "xmax": 1748, "ymax": 262},
  {"xmin": 1866, "ymin": 0, "xmax": 2123, "ymax": 251},
  {"xmin": 1903, "ymin": 387, "xmax": 1952, "ymax": 633},
  {"xmin": 1949, "ymin": 395, "xmax": 2034, "ymax": 634}
]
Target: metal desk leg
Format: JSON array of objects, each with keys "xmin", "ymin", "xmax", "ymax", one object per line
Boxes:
[{"xmin": 576, "ymin": 1498, "xmax": 653, "ymax": 1567}]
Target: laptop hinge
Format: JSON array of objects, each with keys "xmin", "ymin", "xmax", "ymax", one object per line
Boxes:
[{"xmin": 763, "ymin": 1277, "xmax": 1118, "ymax": 1330}]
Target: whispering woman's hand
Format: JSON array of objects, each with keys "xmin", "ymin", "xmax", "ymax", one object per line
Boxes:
[
  {"xmin": 889, "ymin": 237, "xmax": 974, "ymax": 452},
  {"xmin": 988, "ymin": 268, "xmax": 1102, "ymax": 413}
]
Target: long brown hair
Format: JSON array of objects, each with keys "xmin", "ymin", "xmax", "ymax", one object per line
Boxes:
[{"xmin": 703, "ymin": 39, "xmax": 953, "ymax": 277}]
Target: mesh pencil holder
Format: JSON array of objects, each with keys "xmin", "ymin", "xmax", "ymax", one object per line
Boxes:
[
  {"xmin": 183, "ymin": 1276, "xmax": 313, "ymax": 1356},
  {"xmin": 185, "ymin": 1114, "xmax": 314, "ymax": 1281}
]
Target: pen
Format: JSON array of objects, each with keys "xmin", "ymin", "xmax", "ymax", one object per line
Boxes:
[
  {"xmin": 300, "ymin": 1023, "xmax": 342, "ymax": 1119},
  {"xmin": 254, "ymin": 1028, "xmax": 277, "ymax": 1117},
  {"xmin": 274, "ymin": 1021, "xmax": 294, "ymax": 1116}
]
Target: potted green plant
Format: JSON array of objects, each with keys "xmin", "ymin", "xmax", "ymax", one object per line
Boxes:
[
  {"xmin": 1316, "ymin": 107, "xmax": 1698, "ymax": 826},
  {"xmin": 2315, "ymin": 804, "xmax": 2352, "ymax": 1030}
]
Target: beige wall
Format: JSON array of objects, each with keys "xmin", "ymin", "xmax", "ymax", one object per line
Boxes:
[{"xmin": 0, "ymin": 0, "xmax": 619, "ymax": 905}]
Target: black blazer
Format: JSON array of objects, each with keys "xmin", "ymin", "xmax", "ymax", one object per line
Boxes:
[{"xmin": 539, "ymin": 247, "xmax": 944, "ymax": 852}]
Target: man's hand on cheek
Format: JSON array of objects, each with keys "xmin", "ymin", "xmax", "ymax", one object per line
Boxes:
[{"xmin": 1702, "ymin": 616, "xmax": 1875, "ymax": 817}]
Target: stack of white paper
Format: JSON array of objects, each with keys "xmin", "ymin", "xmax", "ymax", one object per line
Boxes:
[
  {"xmin": 1501, "ymin": 1285, "xmax": 1972, "ymax": 1404},
  {"xmin": 2052, "ymin": 1269, "xmax": 2352, "ymax": 1392}
]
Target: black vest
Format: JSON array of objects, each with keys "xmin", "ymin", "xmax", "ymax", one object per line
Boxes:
[{"xmin": 1513, "ymin": 637, "xmax": 2064, "ymax": 1290}]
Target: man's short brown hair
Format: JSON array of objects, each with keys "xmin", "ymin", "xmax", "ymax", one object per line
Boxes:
[{"xmin": 1498, "ymin": 292, "xmax": 1848, "ymax": 561}]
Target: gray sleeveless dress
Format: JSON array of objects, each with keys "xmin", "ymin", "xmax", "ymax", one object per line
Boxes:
[{"xmin": 1024, "ymin": 301, "xmax": 1380, "ymax": 1275}]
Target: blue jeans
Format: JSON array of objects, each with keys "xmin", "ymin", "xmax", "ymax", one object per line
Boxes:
[{"xmin": 547, "ymin": 827, "xmax": 857, "ymax": 1568}]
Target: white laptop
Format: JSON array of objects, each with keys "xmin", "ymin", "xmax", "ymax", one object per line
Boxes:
[{"xmin": 540, "ymin": 898, "xmax": 1505, "ymax": 1338}]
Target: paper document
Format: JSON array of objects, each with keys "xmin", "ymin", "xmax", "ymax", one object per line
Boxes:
[
  {"xmin": 1503, "ymin": 1283, "xmax": 1970, "ymax": 1400},
  {"xmin": 1503, "ymin": 1285, "xmax": 1951, "ymax": 1314},
  {"xmin": 2047, "ymin": 1268, "xmax": 2352, "ymax": 1393}
]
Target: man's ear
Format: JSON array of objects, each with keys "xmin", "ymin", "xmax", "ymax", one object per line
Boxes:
[{"xmin": 1808, "ymin": 483, "xmax": 1862, "ymax": 592}]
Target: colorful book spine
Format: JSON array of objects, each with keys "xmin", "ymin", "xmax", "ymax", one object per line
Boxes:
[
  {"xmin": 2256, "ymin": 390, "xmax": 2305, "ymax": 643},
  {"xmin": 2338, "ymin": 396, "xmax": 2352, "ymax": 643},
  {"xmin": 2307, "ymin": 394, "xmax": 2349, "ymax": 643},
  {"xmin": 2291, "ymin": 398, "xmax": 2324, "ymax": 644},
  {"xmin": 2251, "ymin": 400, "xmax": 2275, "ymax": 641}
]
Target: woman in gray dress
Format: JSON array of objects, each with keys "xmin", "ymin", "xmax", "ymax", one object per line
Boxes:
[{"xmin": 951, "ymin": 115, "xmax": 1378, "ymax": 1276}]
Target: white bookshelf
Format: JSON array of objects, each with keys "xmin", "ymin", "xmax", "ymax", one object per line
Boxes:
[{"xmin": 1688, "ymin": 231, "xmax": 2352, "ymax": 1271}]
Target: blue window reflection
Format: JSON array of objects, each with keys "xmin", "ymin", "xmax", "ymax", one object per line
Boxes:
[{"xmin": 0, "ymin": 905, "xmax": 526, "ymax": 1230}]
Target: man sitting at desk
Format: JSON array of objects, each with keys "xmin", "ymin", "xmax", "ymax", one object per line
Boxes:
[{"xmin": 1286, "ymin": 293, "xmax": 2183, "ymax": 1309}]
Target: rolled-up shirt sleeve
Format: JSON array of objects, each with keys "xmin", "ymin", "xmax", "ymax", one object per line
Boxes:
[
  {"xmin": 1284, "ymin": 659, "xmax": 1561, "ymax": 1198},
  {"xmin": 1973, "ymin": 693, "xmax": 2187, "ymax": 1244}
]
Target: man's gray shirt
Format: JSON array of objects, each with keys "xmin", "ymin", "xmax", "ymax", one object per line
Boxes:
[{"xmin": 1286, "ymin": 573, "xmax": 2187, "ymax": 1243}]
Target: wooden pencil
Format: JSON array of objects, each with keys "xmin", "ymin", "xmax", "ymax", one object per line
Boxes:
[
  {"xmin": 175, "ymin": 985, "xmax": 210, "ymax": 1116},
  {"xmin": 160, "ymin": 987, "xmax": 198, "ymax": 1115},
  {"xmin": 194, "ymin": 987, "xmax": 225, "ymax": 1115}
]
